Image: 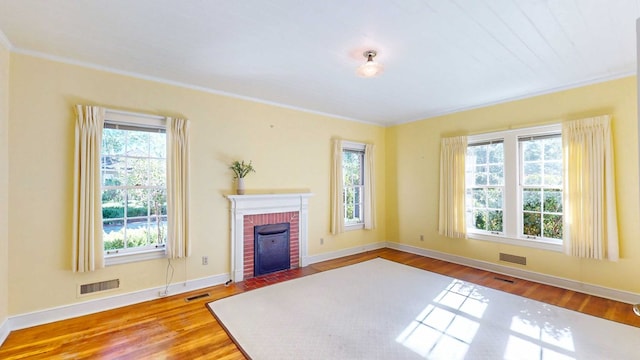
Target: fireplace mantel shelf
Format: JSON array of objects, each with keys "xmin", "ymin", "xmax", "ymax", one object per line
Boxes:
[{"xmin": 226, "ymin": 192, "xmax": 313, "ymax": 282}]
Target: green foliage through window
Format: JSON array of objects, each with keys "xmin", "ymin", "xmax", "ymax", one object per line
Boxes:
[
  {"xmin": 520, "ymin": 136, "xmax": 563, "ymax": 240},
  {"xmin": 343, "ymin": 148, "xmax": 364, "ymax": 225},
  {"xmin": 101, "ymin": 126, "xmax": 167, "ymax": 252}
]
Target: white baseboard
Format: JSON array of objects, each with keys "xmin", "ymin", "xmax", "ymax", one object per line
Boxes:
[
  {"xmin": 8, "ymin": 272, "xmax": 230, "ymax": 331},
  {"xmin": 304, "ymin": 241, "xmax": 388, "ymax": 265},
  {"xmin": 5, "ymin": 242, "xmax": 639, "ymax": 340},
  {"xmin": 0, "ymin": 317, "xmax": 9, "ymax": 347},
  {"xmin": 387, "ymin": 242, "xmax": 640, "ymax": 305}
]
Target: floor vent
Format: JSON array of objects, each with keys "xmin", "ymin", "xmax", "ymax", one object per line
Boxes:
[
  {"xmin": 499, "ymin": 253, "xmax": 527, "ymax": 265},
  {"xmin": 79, "ymin": 279, "xmax": 120, "ymax": 295},
  {"xmin": 494, "ymin": 276, "xmax": 515, "ymax": 284},
  {"xmin": 185, "ymin": 293, "xmax": 210, "ymax": 302}
]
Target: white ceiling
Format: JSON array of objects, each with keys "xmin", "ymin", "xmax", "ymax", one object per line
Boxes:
[{"xmin": 0, "ymin": 0, "xmax": 639, "ymax": 126}]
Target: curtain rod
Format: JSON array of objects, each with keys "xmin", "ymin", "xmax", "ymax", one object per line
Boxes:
[{"xmin": 105, "ymin": 108, "xmax": 165, "ymax": 121}]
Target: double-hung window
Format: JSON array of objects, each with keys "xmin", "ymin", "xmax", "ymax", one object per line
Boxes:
[
  {"xmin": 465, "ymin": 124, "xmax": 563, "ymax": 250},
  {"xmin": 101, "ymin": 111, "xmax": 168, "ymax": 263},
  {"xmin": 343, "ymin": 142, "xmax": 365, "ymax": 228}
]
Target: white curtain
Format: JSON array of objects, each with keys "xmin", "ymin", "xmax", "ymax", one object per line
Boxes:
[
  {"xmin": 330, "ymin": 139, "xmax": 344, "ymax": 235},
  {"xmin": 166, "ymin": 117, "xmax": 191, "ymax": 259},
  {"xmin": 438, "ymin": 136, "xmax": 468, "ymax": 239},
  {"xmin": 364, "ymin": 143, "xmax": 376, "ymax": 230},
  {"xmin": 563, "ymin": 115, "xmax": 619, "ymax": 260},
  {"xmin": 72, "ymin": 105, "xmax": 105, "ymax": 272}
]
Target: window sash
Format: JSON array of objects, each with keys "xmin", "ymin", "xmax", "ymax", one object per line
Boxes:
[
  {"xmin": 101, "ymin": 116, "xmax": 168, "ymax": 256},
  {"xmin": 465, "ymin": 124, "xmax": 563, "ymax": 247},
  {"xmin": 342, "ymin": 143, "xmax": 365, "ymax": 227},
  {"xmin": 518, "ymin": 133, "xmax": 562, "ymax": 241}
]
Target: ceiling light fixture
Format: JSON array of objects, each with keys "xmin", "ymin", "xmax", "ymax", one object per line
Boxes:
[{"xmin": 356, "ymin": 50, "xmax": 383, "ymax": 78}]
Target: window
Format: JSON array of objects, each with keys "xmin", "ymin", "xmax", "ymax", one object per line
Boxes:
[
  {"xmin": 343, "ymin": 142, "xmax": 365, "ymax": 228},
  {"xmin": 520, "ymin": 135, "xmax": 563, "ymax": 240},
  {"xmin": 466, "ymin": 141, "xmax": 504, "ymax": 234},
  {"xmin": 101, "ymin": 112, "xmax": 168, "ymax": 263},
  {"xmin": 465, "ymin": 124, "xmax": 563, "ymax": 250}
]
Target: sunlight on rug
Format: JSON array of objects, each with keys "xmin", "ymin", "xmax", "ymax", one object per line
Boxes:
[{"xmin": 208, "ymin": 258, "xmax": 640, "ymax": 359}]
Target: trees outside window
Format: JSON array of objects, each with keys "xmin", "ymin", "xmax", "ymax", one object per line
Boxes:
[
  {"xmin": 465, "ymin": 124, "xmax": 563, "ymax": 246},
  {"xmin": 101, "ymin": 125, "xmax": 167, "ymax": 253},
  {"xmin": 342, "ymin": 143, "xmax": 364, "ymax": 226},
  {"xmin": 343, "ymin": 145, "xmax": 365, "ymax": 226},
  {"xmin": 520, "ymin": 135, "xmax": 563, "ymax": 240}
]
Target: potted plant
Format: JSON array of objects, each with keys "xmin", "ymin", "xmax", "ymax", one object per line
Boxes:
[{"xmin": 229, "ymin": 160, "xmax": 255, "ymax": 195}]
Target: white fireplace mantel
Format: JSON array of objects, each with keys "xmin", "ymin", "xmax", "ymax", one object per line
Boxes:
[{"xmin": 226, "ymin": 193, "xmax": 313, "ymax": 282}]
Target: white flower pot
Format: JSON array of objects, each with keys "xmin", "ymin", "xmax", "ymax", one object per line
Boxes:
[{"xmin": 236, "ymin": 177, "xmax": 245, "ymax": 195}]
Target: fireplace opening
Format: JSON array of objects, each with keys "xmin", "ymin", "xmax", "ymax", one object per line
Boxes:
[{"xmin": 254, "ymin": 222, "xmax": 291, "ymax": 276}]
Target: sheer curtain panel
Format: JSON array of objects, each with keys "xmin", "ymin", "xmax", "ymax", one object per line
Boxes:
[
  {"xmin": 72, "ymin": 105, "xmax": 105, "ymax": 272},
  {"xmin": 363, "ymin": 143, "xmax": 376, "ymax": 230},
  {"xmin": 330, "ymin": 139, "xmax": 344, "ymax": 235},
  {"xmin": 563, "ymin": 115, "xmax": 619, "ymax": 260},
  {"xmin": 166, "ymin": 117, "xmax": 191, "ymax": 259},
  {"xmin": 438, "ymin": 136, "xmax": 468, "ymax": 238}
]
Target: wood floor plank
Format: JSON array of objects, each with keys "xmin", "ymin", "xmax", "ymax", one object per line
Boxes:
[{"xmin": 1, "ymin": 248, "xmax": 639, "ymax": 359}]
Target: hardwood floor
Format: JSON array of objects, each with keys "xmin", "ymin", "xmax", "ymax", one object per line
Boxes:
[{"xmin": 1, "ymin": 248, "xmax": 639, "ymax": 359}]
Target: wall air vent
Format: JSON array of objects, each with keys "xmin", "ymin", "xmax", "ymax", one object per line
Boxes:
[
  {"xmin": 499, "ymin": 253, "xmax": 527, "ymax": 265},
  {"xmin": 79, "ymin": 279, "xmax": 120, "ymax": 296}
]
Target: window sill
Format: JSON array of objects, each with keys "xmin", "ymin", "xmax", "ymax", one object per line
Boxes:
[
  {"xmin": 467, "ymin": 232, "xmax": 563, "ymax": 252},
  {"xmin": 345, "ymin": 223, "xmax": 365, "ymax": 231},
  {"xmin": 105, "ymin": 248, "xmax": 166, "ymax": 266}
]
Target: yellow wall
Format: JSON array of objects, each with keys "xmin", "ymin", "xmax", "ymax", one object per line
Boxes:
[
  {"xmin": 6, "ymin": 50, "xmax": 639, "ymax": 318},
  {"xmin": 0, "ymin": 42, "xmax": 9, "ymax": 326},
  {"xmin": 7, "ymin": 53, "xmax": 387, "ymax": 315},
  {"xmin": 388, "ymin": 76, "xmax": 640, "ymax": 293}
]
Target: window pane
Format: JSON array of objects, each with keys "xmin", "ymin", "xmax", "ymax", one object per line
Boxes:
[
  {"xmin": 523, "ymin": 212, "xmax": 541, "ymax": 236},
  {"xmin": 543, "ymin": 214, "xmax": 563, "ymax": 239},
  {"xmin": 127, "ymin": 158, "xmax": 149, "ymax": 186},
  {"xmin": 544, "ymin": 139, "xmax": 562, "ymax": 160},
  {"xmin": 149, "ymin": 159, "xmax": 166, "ymax": 187},
  {"xmin": 488, "ymin": 144, "xmax": 503, "ymax": 163},
  {"xmin": 149, "ymin": 189, "xmax": 167, "ymax": 216},
  {"xmin": 343, "ymin": 150, "xmax": 363, "ymax": 187},
  {"xmin": 344, "ymin": 187, "xmax": 355, "ymax": 221},
  {"xmin": 488, "ymin": 165, "xmax": 503, "ymax": 185},
  {"xmin": 126, "ymin": 218, "xmax": 150, "ymax": 248},
  {"xmin": 488, "ymin": 210, "xmax": 503, "ymax": 232},
  {"xmin": 148, "ymin": 216, "xmax": 167, "ymax": 246},
  {"xmin": 126, "ymin": 131, "xmax": 150, "ymax": 157},
  {"xmin": 104, "ymin": 219, "xmax": 125, "ymax": 251},
  {"xmin": 523, "ymin": 188, "xmax": 541, "ymax": 211},
  {"xmin": 127, "ymin": 189, "xmax": 148, "ymax": 218},
  {"xmin": 523, "ymin": 141, "xmax": 541, "ymax": 161},
  {"xmin": 474, "ymin": 171, "xmax": 487, "ymax": 186},
  {"xmin": 523, "ymin": 162, "xmax": 541, "ymax": 185},
  {"xmin": 487, "ymin": 188, "xmax": 502, "ymax": 209},
  {"xmin": 103, "ymin": 128, "xmax": 125, "ymax": 155},
  {"xmin": 544, "ymin": 161, "xmax": 562, "ymax": 186},
  {"xmin": 102, "ymin": 156, "xmax": 126, "ymax": 187},
  {"xmin": 473, "ymin": 147, "xmax": 487, "ymax": 164},
  {"xmin": 150, "ymin": 132, "xmax": 166, "ymax": 158},
  {"xmin": 343, "ymin": 148, "xmax": 365, "ymax": 225},
  {"xmin": 102, "ymin": 124, "xmax": 167, "ymax": 253},
  {"xmin": 103, "ymin": 190, "xmax": 125, "ymax": 219},
  {"xmin": 472, "ymin": 188, "xmax": 486, "ymax": 207},
  {"xmin": 473, "ymin": 210, "xmax": 487, "ymax": 230},
  {"xmin": 543, "ymin": 189, "xmax": 562, "ymax": 213}
]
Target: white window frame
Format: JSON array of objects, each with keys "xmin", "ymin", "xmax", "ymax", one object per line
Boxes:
[
  {"xmin": 466, "ymin": 124, "xmax": 563, "ymax": 252},
  {"xmin": 342, "ymin": 141, "xmax": 365, "ymax": 231},
  {"xmin": 102, "ymin": 110, "xmax": 167, "ymax": 266}
]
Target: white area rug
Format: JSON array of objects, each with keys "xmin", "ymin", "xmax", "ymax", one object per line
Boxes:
[{"xmin": 208, "ymin": 258, "xmax": 640, "ymax": 359}]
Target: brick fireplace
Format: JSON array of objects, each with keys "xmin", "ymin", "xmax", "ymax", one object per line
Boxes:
[{"xmin": 226, "ymin": 193, "xmax": 312, "ymax": 282}]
